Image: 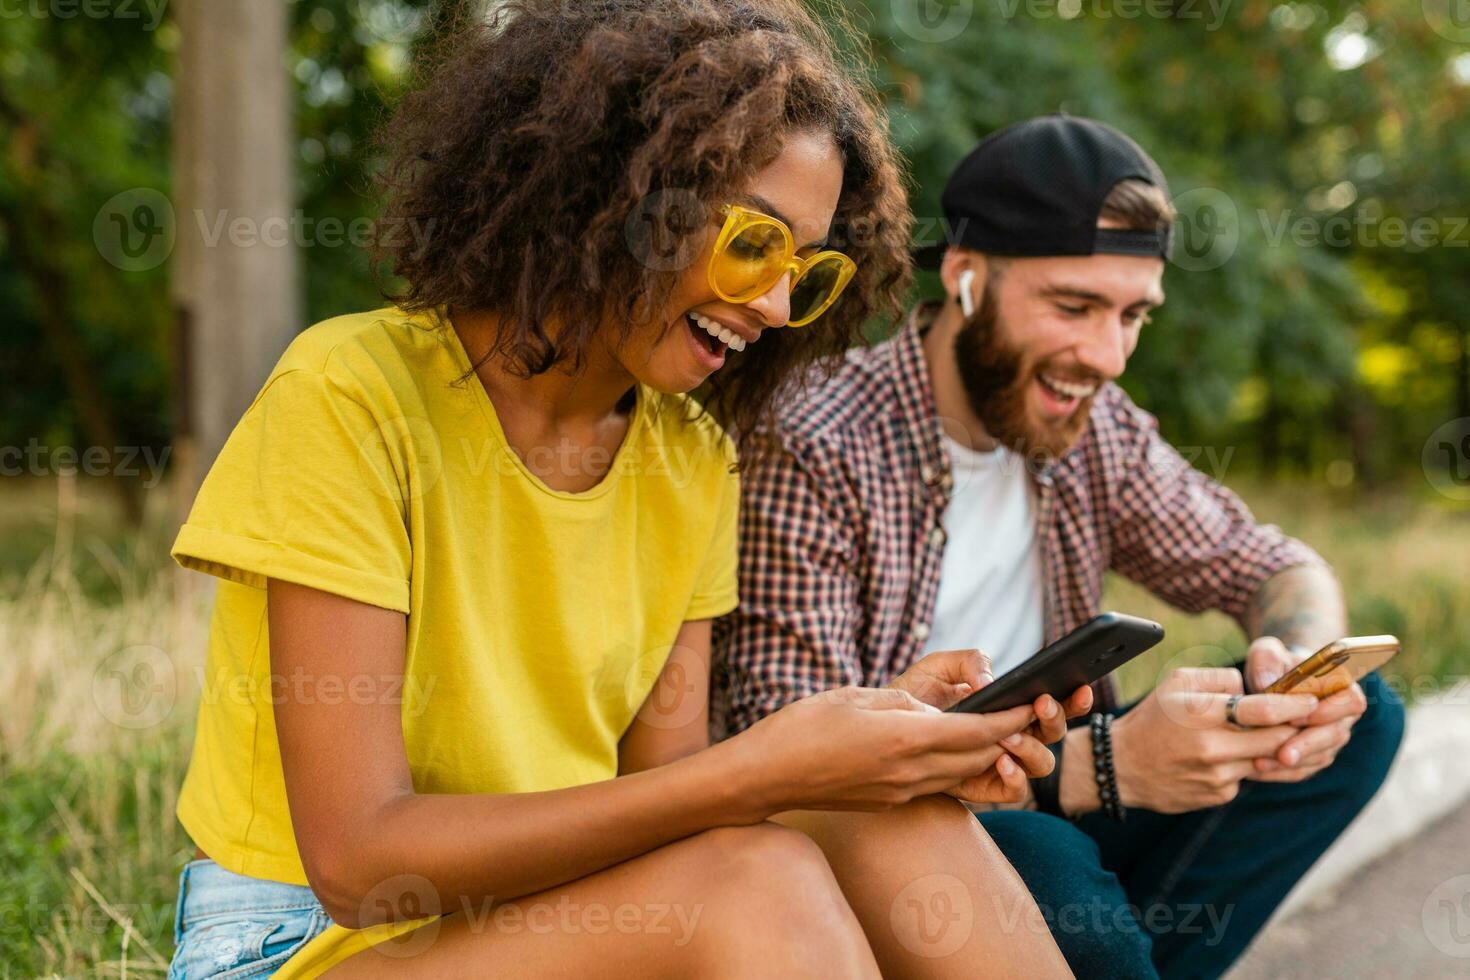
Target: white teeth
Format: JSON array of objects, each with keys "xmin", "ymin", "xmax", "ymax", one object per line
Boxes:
[
  {"xmin": 1040, "ymin": 373, "xmax": 1097, "ymax": 399},
  {"xmin": 689, "ymin": 312, "xmax": 756, "ymax": 350}
]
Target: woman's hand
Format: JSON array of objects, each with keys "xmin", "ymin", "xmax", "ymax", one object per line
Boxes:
[
  {"xmin": 731, "ymin": 685, "xmax": 1040, "ymax": 813},
  {"xmin": 889, "ymin": 648, "xmax": 1094, "ymax": 729},
  {"xmin": 888, "ymin": 648, "xmax": 996, "ymax": 709}
]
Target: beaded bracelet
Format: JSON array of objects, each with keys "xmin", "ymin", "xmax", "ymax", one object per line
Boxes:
[{"xmin": 1090, "ymin": 712, "xmax": 1126, "ymax": 822}]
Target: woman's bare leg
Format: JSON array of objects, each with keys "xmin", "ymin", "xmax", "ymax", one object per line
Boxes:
[
  {"xmin": 776, "ymin": 797, "xmax": 1072, "ymax": 979},
  {"xmin": 323, "ymin": 823, "xmax": 880, "ymax": 979}
]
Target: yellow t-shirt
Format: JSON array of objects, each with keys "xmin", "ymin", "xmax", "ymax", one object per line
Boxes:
[{"xmin": 171, "ymin": 307, "xmax": 739, "ymax": 974}]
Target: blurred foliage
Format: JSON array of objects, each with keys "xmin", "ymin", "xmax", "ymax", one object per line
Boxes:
[
  {"xmin": 856, "ymin": 0, "xmax": 1470, "ymax": 483},
  {"xmin": 0, "ymin": 2, "xmax": 173, "ymax": 475},
  {"xmin": 1, "ymin": 0, "xmax": 1467, "ymax": 496}
]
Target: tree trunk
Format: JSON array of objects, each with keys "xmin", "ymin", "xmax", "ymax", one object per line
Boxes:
[
  {"xmin": 1457, "ymin": 321, "xmax": 1470, "ymax": 426},
  {"xmin": 1338, "ymin": 383, "xmax": 1381, "ymax": 490},
  {"xmin": 171, "ymin": 0, "xmax": 299, "ymax": 521}
]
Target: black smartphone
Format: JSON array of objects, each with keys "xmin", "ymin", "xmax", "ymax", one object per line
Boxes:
[{"xmin": 944, "ymin": 613, "xmax": 1164, "ymax": 714}]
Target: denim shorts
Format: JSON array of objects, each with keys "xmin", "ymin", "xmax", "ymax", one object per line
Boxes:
[{"xmin": 167, "ymin": 859, "xmax": 333, "ymax": 979}]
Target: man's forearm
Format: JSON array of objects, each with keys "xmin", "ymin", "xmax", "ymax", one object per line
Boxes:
[
  {"xmin": 1245, "ymin": 563, "xmax": 1347, "ymax": 654},
  {"xmin": 1056, "ymin": 565, "xmax": 1347, "ymax": 817}
]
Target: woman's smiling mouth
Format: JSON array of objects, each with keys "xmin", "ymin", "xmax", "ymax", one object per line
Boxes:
[{"xmin": 688, "ymin": 311, "xmax": 750, "ymax": 352}]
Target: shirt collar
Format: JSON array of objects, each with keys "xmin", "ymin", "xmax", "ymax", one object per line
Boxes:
[{"xmin": 886, "ymin": 302, "xmax": 950, "ymax": 491}]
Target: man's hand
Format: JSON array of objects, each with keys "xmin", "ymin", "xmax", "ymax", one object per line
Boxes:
[
  {"xmin": 1245, "ymin": 636, "xmax": 1368, "ymax": 783},
  {"xmin": 1243, "ymin": 635, "xmax": 1303, "ymax": 693},
  {"xmin": 889, "ymin": 648, "xmax": 1092, "ymax": 804},
  {"xmin": 1110, "ymin": 667, "xmax": 1318, "ymax": 813}
]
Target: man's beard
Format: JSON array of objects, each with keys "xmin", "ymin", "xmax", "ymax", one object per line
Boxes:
[{"xmin": 952, "ymin": 289, "xmax": 1095, "ymax": 461}]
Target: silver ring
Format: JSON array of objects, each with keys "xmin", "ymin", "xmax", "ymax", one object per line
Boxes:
[{"xmin": 1224, "ymin": 694, "xmax": 1246, "ymax": 729}]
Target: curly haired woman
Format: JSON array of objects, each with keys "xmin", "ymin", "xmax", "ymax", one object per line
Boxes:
[{"xmin": 164, "ymin": 2, "xmax": 1083, "ymax": 976}]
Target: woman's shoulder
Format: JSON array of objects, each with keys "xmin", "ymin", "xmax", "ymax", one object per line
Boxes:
[
  {"xmin": 274, "ymin": 307, "xmax": 445, "ymax": 380},
  {"xmin": 252, "ymin": 307, "xmax": 458, "ymax": 420}
]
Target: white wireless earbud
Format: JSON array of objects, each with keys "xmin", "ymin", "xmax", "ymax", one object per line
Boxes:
[{"xmin": 957, "ymin": 268, "xmax": 977, "ymax": 319}]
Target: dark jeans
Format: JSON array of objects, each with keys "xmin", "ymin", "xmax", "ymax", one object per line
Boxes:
[{"xmin": 979, "ymin": 670, "xmax": 1405, "ymax": 980}]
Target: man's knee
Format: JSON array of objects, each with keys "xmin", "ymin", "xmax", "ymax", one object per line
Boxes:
[
  {"xmin": 979, "ymin": 810, "xmax": 1155, "ymax": 976},
  {"xmin": 1341, "ymin": 670, "xmax": 1406, "ymax": 790}
]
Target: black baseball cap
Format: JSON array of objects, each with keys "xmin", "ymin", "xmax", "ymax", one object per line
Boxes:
[{"xmin": 913, "ymin": 114, "xmax": 1172, "ymax": 268}]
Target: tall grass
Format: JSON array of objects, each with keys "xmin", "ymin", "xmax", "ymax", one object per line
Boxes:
[
  {"xmin": 2, "ymin": 477, "xmax": 204, "ymax": 978},
  {"xmin": 0, "ymin": 474, "xmax": 1466, "ymax": 975}
]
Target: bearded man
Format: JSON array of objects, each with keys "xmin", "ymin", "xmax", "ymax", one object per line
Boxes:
[{"xmin": 712, "ymin": 115, "xmax": 1404, "ymax": 979}]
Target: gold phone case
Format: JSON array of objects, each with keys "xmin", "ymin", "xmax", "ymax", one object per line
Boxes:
[{"xmin": 1264, "ymin": 635, "xmax": 1399, "ymax": 698}]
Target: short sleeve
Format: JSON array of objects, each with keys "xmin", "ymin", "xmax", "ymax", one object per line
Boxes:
[
  {"xmin": 684, "ymin": 445, "xmax": 740, "ymax": 621},
  {"xmin": 172, "ymin": 369, "xmax": 413, "ymax": 613}
]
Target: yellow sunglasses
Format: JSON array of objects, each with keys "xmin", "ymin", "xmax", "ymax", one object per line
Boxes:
[{"xmin": 708, "ymin": 204, "xmax": 857, "ymax": 327}]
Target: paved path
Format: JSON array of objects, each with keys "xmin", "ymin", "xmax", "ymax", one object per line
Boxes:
[{"xmin": 1229, "ymin": 801, "xmax": 1470, "ymax": 978}]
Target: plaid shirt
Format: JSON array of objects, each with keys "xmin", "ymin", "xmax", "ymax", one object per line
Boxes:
[{"xmin": 711, "ymin": 301, "xmax": 1324, "ymax": 738}]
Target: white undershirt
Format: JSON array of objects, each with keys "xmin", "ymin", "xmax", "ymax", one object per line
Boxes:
[{"xmin": 924, "ymin": 436, "xmax": 1045, "ymax": 678}]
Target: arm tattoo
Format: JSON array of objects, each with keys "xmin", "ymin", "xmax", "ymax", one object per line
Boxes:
[{"xmin": 1245, "ymin": 564, "xmax": 1347, "ymax": 652}]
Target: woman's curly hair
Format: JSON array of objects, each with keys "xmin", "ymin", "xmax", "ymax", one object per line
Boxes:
[{"xmin": 373, "ymin": 0, "xmax": 913, "ymax": 443}]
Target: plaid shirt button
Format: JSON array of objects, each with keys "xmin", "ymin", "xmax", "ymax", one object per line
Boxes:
[
  {"xmin": 912, "ymin": 621, "xmax": 931, "ymax": 643},
  {"xmin": 927, "ymin": 526, "xmax": 946, "ymax": 549}
]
